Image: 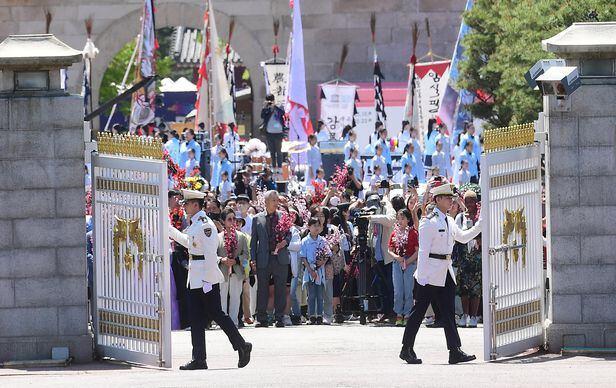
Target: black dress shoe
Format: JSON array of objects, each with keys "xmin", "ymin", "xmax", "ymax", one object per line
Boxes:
[
  {"xmin": 399, "ymin": 347, "xmax": 422, "ymax": 364},
  {"xmin": 255, "ymin": 321, "xmax": 269, "ymax": 328},
  {"xmin": 179, "ymin": 360, "xmax": 208, "ymax": 370},
  {"xmin": 290, "ymin": 315, "xmax": 302, "ymax": 325},
  {"xmin": 448, "ymin": 348, "xmax": 476, "ymax": 364},
  {"xmin": 275, "ymin": 320, "xmax": 285, "ymax": 328},
  {"xmin": 238, "ymin": 342, "xmax": 252, "ymax": 368},
  {"xmin": 426, "ymin": 320, "xmax": 444, "ymax": 328}
]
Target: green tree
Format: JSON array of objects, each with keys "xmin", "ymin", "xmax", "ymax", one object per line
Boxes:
[{"xmin": 459, "ymin": 0, "xmax": 615, "ymax": 129}]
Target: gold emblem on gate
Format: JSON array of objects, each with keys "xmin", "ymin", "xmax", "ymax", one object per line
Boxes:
[
  {"xmin": 502, "ymin": 208, "xmax": 527, "ymax": 271},
  {"xmin": 112, "ymin": 216, "xmax": 146, "ymax": 278}
]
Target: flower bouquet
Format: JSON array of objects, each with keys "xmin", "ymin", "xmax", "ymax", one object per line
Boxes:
[
  {"xmin": 185, "ymin": 175, "xmax": 207, "ymax": 192},
  {"xmin": 311, "ymin": 180, "xmax": 325, "ymax": 206},
  {"xmin": 169, "ymin": 207, "xmax": 185, "ymax": 230},
  {"xmin": 313, "ymin": 242, "xmax": 332, "ymax": 283},
  {"xmin": 273, "ymin": 211, "xmax": 294, "ymax": 254},
  {"xmin": 331, "ymin": 164, "xmax": 349, "ymax": 193},
  {"xmin": 223, "ymin": 225, "xmax": 238, "ymax": 275},
  {"xmin": 392, "ymin": 223, "xmax": 409, "ymax": 270}
]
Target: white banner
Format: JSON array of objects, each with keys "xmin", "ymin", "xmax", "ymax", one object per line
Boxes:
[
  {"xmin": 319, "ymin": 83, "xmax": 357, "ymax": 138},
  {"xmin": 414, "ymin": 60, "xmax": 450, "ymax": 134},
  {"xmin": 262, "ymin": 62, "xmax": 289, "ymax": 107}
]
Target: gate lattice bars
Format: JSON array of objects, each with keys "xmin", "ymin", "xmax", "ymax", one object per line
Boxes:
[
  {"xmin": 92, "ymin": 134, "xmax": 171, "ymax": 367},
  {"xmin": 481, "ymin": 123, "xmax": 545, "ymax": 360}
]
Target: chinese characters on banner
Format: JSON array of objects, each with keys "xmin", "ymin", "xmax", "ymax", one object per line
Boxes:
[
  {"xmin": 413, "ymin": 60, "xmax": 450, "ymax": 135},
  {"xmin": 319, "ymin": 84, "xmax": 358, "ymax": 139},
  {"xmin": 262, "ymin": 62, "xmax": 289, "ymax": 107}
]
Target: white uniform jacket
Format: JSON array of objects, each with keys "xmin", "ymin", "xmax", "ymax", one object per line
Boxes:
[
  {"xmin": 169, "ymin": 210, "xmax": 225, "ymax": 289},
  {"xmin": 415, "ymin": 208, "xmax": 481, "ymax": 287}
]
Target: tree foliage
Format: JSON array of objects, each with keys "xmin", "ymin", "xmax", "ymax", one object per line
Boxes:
[{"xmin": 459, "ymin": 0, "xmax": 616, "ymax": 128}]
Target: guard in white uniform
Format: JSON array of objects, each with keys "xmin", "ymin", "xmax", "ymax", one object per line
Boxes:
[
  {"xmin": 400, "ymin": 183, "xmax": 481, "ymax": 365},
  {"xmin": 169, "ymin": 189, "xmax": 252, "ymax": 370}
]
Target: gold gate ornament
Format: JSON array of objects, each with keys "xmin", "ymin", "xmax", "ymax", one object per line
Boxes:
[
  {"xmin": 112, "ymin": 216, "xmax": 146, "ymax": 278},
  {"xmin": 502, "ymin": 208, "xmax": 527, "ymax": 271}
]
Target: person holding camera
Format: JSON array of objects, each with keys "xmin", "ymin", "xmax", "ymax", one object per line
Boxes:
[
  {"xmin": 260, "ymin": 94, "xmax": 287, "ymax": 171},
  {"xmin": 399, "ymin": 182, "xmax": 482, "ymax": 365}
]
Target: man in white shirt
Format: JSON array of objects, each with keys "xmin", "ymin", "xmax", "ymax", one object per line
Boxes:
[
  {"xmin": 399, "ymin": 183, "xmax": 481, "ymax": 365},
  {"xmin": 168, "ymin": 189, "xmax": 252, "ymax": 370}
]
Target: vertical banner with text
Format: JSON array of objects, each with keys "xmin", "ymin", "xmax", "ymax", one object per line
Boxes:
[
  {"xmin": 319, "ymin": 83, "xmax": 358, "ymax": 139},
  {"xmin": 414, "ymin": 60, "xmax": 450, "ymax": 135},
  {"xmin": 262, "ymin": 62, "xmax": 289, "ymax": 107}
]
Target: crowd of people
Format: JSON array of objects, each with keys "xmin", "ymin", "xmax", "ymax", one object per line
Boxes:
[{"xmin": 142, "ymin": 96, "xmax": 485, "ymax": 331}]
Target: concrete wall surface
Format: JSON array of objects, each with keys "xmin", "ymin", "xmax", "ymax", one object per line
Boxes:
[
  {"xmin": 547, "ymin": 80, "xmax": 616, "ymax": 350},
  {"xmin": 0, "ymin": 94, "xmax": 91, "ymax": 362}
]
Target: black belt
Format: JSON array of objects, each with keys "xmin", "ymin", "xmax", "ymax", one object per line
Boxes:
[
  {"xmin": 429, "ymin": 254, "xmax": 451, "ymax": 260},
  {"xmin": 189, "ymin": 255, "xmax": 205, "ymax": 261}
]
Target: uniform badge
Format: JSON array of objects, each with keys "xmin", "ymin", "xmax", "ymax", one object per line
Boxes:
[{"xmin": 204, "ymin": 227, "xmax": 212, "ymax": 237}]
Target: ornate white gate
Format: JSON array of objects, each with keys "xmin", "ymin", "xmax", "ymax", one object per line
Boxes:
[
  {"xmin": 481, "ymin": 123, "xmax": 546, "ymax": 360},
  {"xmin": 92, "ymin": 134, "xmax": 171, "ymax": 367}
]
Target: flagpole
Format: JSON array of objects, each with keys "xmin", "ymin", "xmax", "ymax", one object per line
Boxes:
[{"xmin": 104, "ymin": 34, "xmax": 140, "ymax": 132}]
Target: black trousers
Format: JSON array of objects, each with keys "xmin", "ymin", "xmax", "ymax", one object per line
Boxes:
[
  {"xmin": 374, "ymin": 261, "xmax": 394, "ymax": 316},
  {"xmin": 402, "ymin": 273, "xmax": 461, "ymax": 351},
  {"xmin": 171, "ymin": 249, "xmax": 190, "ymax": 329},
  {"xmin": 266, "ymin": 133, "xmax": 284, "ymax": 168},
  {"xmin": 188, "ymin": 284, "xmax": 246, "ymax": 362},
  {"xmin": 256, "ymin": 258, "xmax": 288, "ymax": 323}
]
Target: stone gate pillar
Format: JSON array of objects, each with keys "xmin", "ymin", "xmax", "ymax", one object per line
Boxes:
[
  {"xmin": 0, "ymin": 35, "xmax": 91, "ymax": 362},
  {"xmin": 543, "ymin": 23, "xmax": 616, "ymax": 350}
]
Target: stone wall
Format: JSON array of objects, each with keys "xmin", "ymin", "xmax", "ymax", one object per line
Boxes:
[
  {"xmin": 546, "ymin": 79, "xmax": 616, "ymax": 349},
  {"xmin": 0, "ymin": 95, "xmax": 91, "ymax": 362},
  {"xmin": 0, "ymin": 0, "xmax": 465, "ymax": 129}
]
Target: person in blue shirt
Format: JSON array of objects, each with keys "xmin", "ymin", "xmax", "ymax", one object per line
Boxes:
[
  {"xmin": 210, "ymin": 134, "xmax": 223, "ymax": 183},
  {"xmin": 399, "ymin": 143, "xmax": 417, "ymax": 183},
  {"xmin": 306, "ymin": 134, "xmax": 322, "ymax": 184},
  {"xmin": 459, "ymin": 141, "xmax": 479, "ymax": 183},
  {"xmin": 435, "ymin": 124, "xmax": 452, "ymax": 178},
  {"xmin": 300, "ymin": 217, "xmax": 329, "ymax": 325},
  {"xmin": 180, "ymin": 129, "xmax": 202, "ymax": 168},
  {"xmin": 410, "ymin": 127, "xmax": 425, "ymax": 183},
  {"xmin": 376, "ymin": 127, "xmax": 392, "ymax": 176},
  {"xmin": 370, "ymin": 144, "xmax": 388, "ymax": 178},
  {"xmin": 344, "ymin": 129, "xmax": 358, "ymax": 160},
  {"xmin": 164, "ymin": 130, "xmax": 181, "ymax": 164},
  {"xmin": 423, "ymin": 118, "xmax": 439, "ymax": 168},
  {"xmin": 460, "ymin": 122, "xmax": 482, "ymax": 164},
  {"xmin": 212, "ymin": 148, "xmax": 234, "ymax": 188}
]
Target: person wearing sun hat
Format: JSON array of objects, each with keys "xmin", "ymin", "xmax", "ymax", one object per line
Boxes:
[
  {"xmin": 168, "ymin": 189, "xmax": 252, "ymax": 371},
  {"xmin": 399, "ymin": 180, "xmax": 483, "ymax": 366}
]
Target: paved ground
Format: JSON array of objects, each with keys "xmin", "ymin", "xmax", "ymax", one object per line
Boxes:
[{"xmin": 2, "ymin": 323, "xmax": 615, "ymax": 387}]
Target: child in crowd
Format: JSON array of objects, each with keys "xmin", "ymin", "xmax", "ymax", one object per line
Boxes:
[
  {"xmin": 401, "ymin": 163, "xmax": 415, "ymax": 197},
  {"xmin": 388, "ymin": 208, "xmax": 419, "ymax": 326},
  {"xmin": 218, "ymin": 170, "xmax": 234, "ymax": 202},
  {"xmin": 185, "ymin": 148, "xmax": 198, "ymax": 174},
  {"xmin": 300, "ymin": 217, "xmax": 328, "ymax": 325},
  {"xmin": 370, "ymin": 165, "xmax": 384, "ymax": 192},
  {"xmin": 314, "ymin": 168, "xmax": 328, "ymax": 188}
]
